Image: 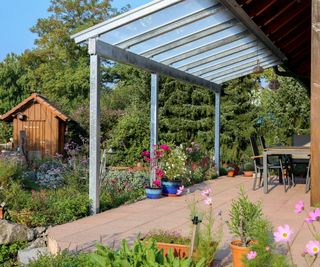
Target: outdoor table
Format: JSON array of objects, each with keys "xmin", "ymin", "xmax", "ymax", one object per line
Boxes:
[{"xmin": 263, "ymin": 146, "xmax": 310, "ymax": 193}]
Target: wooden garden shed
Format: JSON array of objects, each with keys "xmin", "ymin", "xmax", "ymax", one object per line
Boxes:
[{"xmin": 0, "ymin": 93, "xmax": 70, "ymax": 157}]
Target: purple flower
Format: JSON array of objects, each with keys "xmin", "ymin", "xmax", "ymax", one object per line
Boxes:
[{"xmin": 247, "ymin": 251, "xmax": 257, "ymax": 260}]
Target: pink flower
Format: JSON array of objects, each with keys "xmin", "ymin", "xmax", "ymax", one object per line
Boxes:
[
  {"xmin": 294, "ymin": 200, "xmax": 304, "ymax": 214},
  {"xmin": 247, "ymin": 251, "xmax": 257, "ymax": 260},
  {"xmin": 204, "ymin": 197, "xmax": 212, "ymax": 205},
  {"xmin": 153, "ymin": 180, "xmax": 161, "ymax": 187},
  {"xmin": 176, "ymin": 185, "xmax": 184, "ymax": 196},
  {"xmin": 265, "ymin": 246, "xmax": 270, "ymax": 251},
  {"xmin": 274, "ymin": 224, "xmax": 293, "ymax": 243},
  {"xmin": 156, "ymin": 168, "xmax": 165, "ymax": 179},
  {"xmin": 201, "ymin": 188, "xmax": 212, "ymax": 197},
  {"xmin": 159, "ymin": 144, "xmax": 170, "ymax": 151},
  {"xmin": 305, "ymin": 240, "xmax": 320, "ymax": 256},
  {"xmin": 309, "ymin": 208, "xmax": 320, "ymax": 221}
]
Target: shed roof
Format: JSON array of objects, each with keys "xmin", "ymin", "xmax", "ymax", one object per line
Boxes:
[
  {"xmin": 71, "ymin": 0, "xmax": 284, "ymax": 86},
  {"xmin": 0, "ymin": 93, "xmax": 70, "ymax": 122}
]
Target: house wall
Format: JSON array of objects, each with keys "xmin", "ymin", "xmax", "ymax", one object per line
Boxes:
[{"xmin": 12, "ymin": 102, "xmax": 62, "ymax": 156}]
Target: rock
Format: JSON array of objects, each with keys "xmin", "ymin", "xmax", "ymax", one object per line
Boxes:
[
  {"xmin": 28, "ymin": 237, "xmax": 47, "ymax": 249},
  {"xmin": 27, "ymin": 229, "xmax": 35, "ymax": 241},
  {"xmin": 34, "ymin": 227, "xmax": 46, "ymax": 237},
  {"xmin": 18, "ymin": 247, "xmax": 49, "ymax": 265},
  {"xmin": 0, "ymin": 220, "xmax": 29, "ymax": 245}
]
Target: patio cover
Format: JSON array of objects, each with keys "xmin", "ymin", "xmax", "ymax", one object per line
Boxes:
[{"xmin": 71, "ymin": 0, "xmax": 286, "ymax": 213}]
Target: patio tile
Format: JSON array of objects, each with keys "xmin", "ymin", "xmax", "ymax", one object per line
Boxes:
[{"xmin": 48, "ymin": 176, "xmax": 313, "ymax": 266}]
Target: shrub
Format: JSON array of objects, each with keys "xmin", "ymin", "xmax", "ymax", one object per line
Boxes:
[
  {"xmin": 36, "ymin": 160, "xmax": 64, "ymax": 189},
  {"xmin": 3, "ymin": 182, "xmax": 90, "ymax": 227},
  {"xmin": 0, "ymin": 156, "xmax": 24, "ymax": 187},
  {"xmin": 244, "ymin": 162, "xmax": 254, "ymax": 171},
  {"xmin": 100, "ymin": 170, "xmax": 146, "ymax": 211},
  {"xmin": 0, "ymin": 241, "xmax": 27, "ymax": 266},
  {"xmin": 27, "ymin": 252, "xmax": 92, "ymax": 267},
  {"xmin": 228, "ymin": 187, "xmax": 263, "ymax": 247}
]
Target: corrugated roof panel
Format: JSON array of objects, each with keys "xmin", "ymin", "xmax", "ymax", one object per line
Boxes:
[{"xmin": 71, "ymin": 0, "xmax": 284, "ymax": 85}]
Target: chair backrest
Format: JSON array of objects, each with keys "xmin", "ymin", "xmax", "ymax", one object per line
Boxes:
[
  {"xmin": 260, "ymin": 136, "xmax": 266, "ymax": 149},
  {"xmin": 249, "ymin": 136, "xmax": 260, "ymax": 157},
  {"xmin": 292, "ymin": 135, "xmax": 310, "ymax": 146}
]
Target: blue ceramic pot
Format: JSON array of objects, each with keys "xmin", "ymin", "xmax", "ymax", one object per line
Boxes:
[
  {"xmin": 162, "ymin": 180, "xmax": 182, "ymax": 196},
  {"xmin": 145, "ymin": 187, "xmax": 162, "ymax": 199}
]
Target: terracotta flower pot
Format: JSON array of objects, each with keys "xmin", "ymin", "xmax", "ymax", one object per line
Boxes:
[
  {"xmin": 0, "ymin": 207, "xmax": 3, "ymax": 220},
  {"xmin": 227, "ymin": 170, "xmax": 236, "ymax": 177},
  {"xmin": 243, "ymin": 171, "xmax": 254, "ymax": 177},
  {"xmin": 230, "ymin": 240, "xmax": 254, "ymax": 267},
  {"xmin": 151, "ymin": 241, "xmax": 191, "ymax": 258}
]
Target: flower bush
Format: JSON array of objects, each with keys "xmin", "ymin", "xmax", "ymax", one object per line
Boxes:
[
  {"xmin": 36, "ymin": 161, "xmax": 64, "ymax": 189},
  {"xmin": 162, "ymin": 145, "xmax": 187, "ymax": 181}
]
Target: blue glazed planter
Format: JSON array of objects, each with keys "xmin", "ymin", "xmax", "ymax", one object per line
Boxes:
[
  {"xmin": 145, "ymin": 187, "xmax": 162, "ymax": 199},
  {"xmin": 162, "ymin": 180, "xmax": 182, "ymax": 197}
]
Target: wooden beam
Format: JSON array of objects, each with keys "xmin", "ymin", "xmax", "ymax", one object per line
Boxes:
[
  {"xmin": 311, "ymin": 0, "xmax": 320, "ymax": 206},
  {"xmin": 219, "ymin": 0, "xmax": 286, "ymax": 61}
]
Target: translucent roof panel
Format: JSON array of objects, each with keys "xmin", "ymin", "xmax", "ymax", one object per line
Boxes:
[{"xmin": 72, "ymin": 0, "xmax": 285, "ymax": 86}]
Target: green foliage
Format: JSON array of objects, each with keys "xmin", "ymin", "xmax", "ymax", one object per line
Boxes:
[
  {"xmin": 159, "ymin": 78, "xmax": 214, "ymax": 149},
  {"xmin": 0, "ymin": 157, "xmax": 24, "ymax": 187},
  {"xmin": 221, "ymin": 76, "xmax": 258, "ymax": 163},
  {"xmin": 90, "ymin": 240, "xmax": 204, "ymax": 267},
  {"xmin": 228, "ymin": 187, "xmax": 263, "ymax": 246},
  {"xmin": 144, "ymin": 230, "xmax": 191, "ymax": 245},
  {"xmin": 100, "ymin": 170, "xmax": 146, "ymax": 210},
  {"xmin": 2, "ymin": 181, "xmax": 90, "ymax": 227},
  {"xmin": 162, "ymin": 145, "xmax": 187, "ymax": 181},
  {"xmin": 26, "ymin": 251, "xmax": 92, "ymax": 267},
  {"xmin": 257, "ymin": 73, "xmax": 310, "ymax": 145},
  {"xmin": 0, "ymin": 241, "xmax": 27, "ymax": 266},
  {"xmin": 107, "ymin": 104, "xmax": 150, "ymax": 166},
  {"xmin": 243, "ymin": 162, "xmax": 254, "ymax": 171},
  {"xmin": 243, "ymin": 219, "xmax": 289, "ymax": 267}
]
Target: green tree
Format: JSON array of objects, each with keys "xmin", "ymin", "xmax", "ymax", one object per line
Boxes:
[{"xmin": 220, "ymin": 76, "xmax": 258, "ymax": 163}]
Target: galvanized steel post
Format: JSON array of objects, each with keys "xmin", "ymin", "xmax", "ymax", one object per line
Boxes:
[
  {"xmin": 150, "ymin": 73, "xmax": 159, "ymax": 186},
  {"xmin": 89, "ymin": 39, "xmax": 101, "ymax": 214},
  {"xmin": 214, "ymin": 89, "xmax": 221, "ymax": 176}
]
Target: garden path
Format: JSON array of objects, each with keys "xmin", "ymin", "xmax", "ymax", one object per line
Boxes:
[{"xmin": 48, "ymin": 176, "xmax": 311, "ymax": 266}]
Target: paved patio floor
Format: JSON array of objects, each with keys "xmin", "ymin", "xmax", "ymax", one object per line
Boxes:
[{"xmin": 48, "ymin": 175, "xmax": 312, "ymax": 266}]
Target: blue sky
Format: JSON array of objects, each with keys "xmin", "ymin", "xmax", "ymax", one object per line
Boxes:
[{"xmin": 0, "ymin": 0, "xmax": 150, "ymax": 61}]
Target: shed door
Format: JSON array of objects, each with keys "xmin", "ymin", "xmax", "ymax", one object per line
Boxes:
[{"xmin": 22, "ymin": 121, "xmax": 46, "ymax": 155}]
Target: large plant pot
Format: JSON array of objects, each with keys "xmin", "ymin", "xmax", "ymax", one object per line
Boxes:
[
  {"xmin": 230, "ymin": 240, "xmax": 253, "ymax": 267},
  {"xmin": 243, "ymin": 171, "xmax": 254, "ymax": 177},
  {"xmin": 145, "ymin": 187, "xmax": 162, "ymax": 199},
  {"xmin": 146, "ymin": 241, "xmax": 191, "ymax": 258},
  {"xmin": 162, "ymin": 180, "xmax": 182, "ymax": 197},
  {"xmin": 0, "ymin": 207, "xmax": 3, "ymax": 220}
]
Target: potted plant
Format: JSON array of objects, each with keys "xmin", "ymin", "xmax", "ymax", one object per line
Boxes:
[
  {"xmin": 243, "ymin": 162, "xmax": 254, "ymax": 177},
  {"xmin": 228, "ymin": 187, "xmax": 263, "ymax": 267},
  {"xmin": 161, "ymin": 144, "xmax": 187, "ymax": 196},
  {"xmin": 227, "ymin": 166, "xmax": 236, "ymax": 177},
  {"xmin": 143, "ymin": 187, "xmax": 222, "ymax": 266},
  {"xmin": 143, "ymin": 229, "xmax": 191, "ymax": 258},
  {"xmin": 141, "ymin": 148, "xmax": 164, "ymax": 199}
]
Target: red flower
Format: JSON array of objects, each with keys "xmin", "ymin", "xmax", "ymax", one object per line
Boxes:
[
  {"xmin": 153, "ymin": 179, "xmax": 161, "ymax": 187},
  {"xmin": 141, "ymin": 150, "xmax": 150, "ymax": 157}
]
